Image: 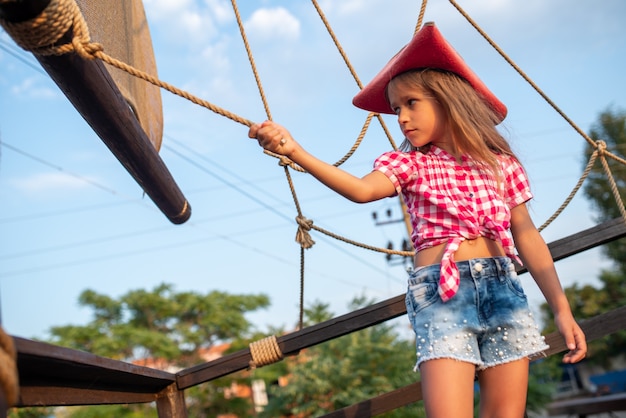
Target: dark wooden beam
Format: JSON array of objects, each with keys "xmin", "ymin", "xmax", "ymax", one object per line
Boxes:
[
  {"xmin": 0, "ymin": 1, "xmax": 191, "ymax": 224},
  {"xmin": 15, "ymin": 337, "xmax": 175, "ymax": 407},
  {"xmin": 9, "ymin": 217, "xmax": 626, "ymax": 411},
  {"xmin": 0, "ymin": 0, "xmax": 50, "ymax": 22},
  {"xmin": 176, "ymin": 294, "xmax": 407, "ymax": 389},
  {"xmin": 176, "ymin": 218, "xmax": 624, "ymax": 388},
  {"xmin": 547, "ymin": 392, "xmax": 626, "ymax": 416}
]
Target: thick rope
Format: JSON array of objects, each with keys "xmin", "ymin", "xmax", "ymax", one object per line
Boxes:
[
  {"xmin": 3, "ymin": 0, "xmax": 622, "ymax": 265},
  {"xmin": 414, "ymin": 0, "xmax": 429, "ymax": 34},
  {"xmin": 538, "ymin": 145, "xmax": 599, "ymax": 232},
  {"xmin": 0, "ymin": 327, "xmax": 18, "ymax": 407},
  {"xmin": 598, "ymin": 143, "xmax": 626, "ymax": 221},
  {"xmin": 0, "ymin": 0, "xmax": 254, "ymax": 128},
  {"xmin": 230, "ymin": 0, "xmax": 272, "ymax": 122},
  {"xmin": 447, "ymin": 0, "xmax": 596, "ymax": 150},
  {"xmin": 249, "ymin": 335, "xmax": 283, "ymax": 369}
]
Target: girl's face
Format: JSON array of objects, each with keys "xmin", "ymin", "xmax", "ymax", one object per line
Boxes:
[{"xmin": 387, "ymin": 78, "xmax": 451, "ymax": 153}]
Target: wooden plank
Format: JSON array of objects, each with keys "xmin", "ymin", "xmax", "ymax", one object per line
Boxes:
[
  {"xmin": 176, "ymin": 294, "xmax": 407, "ymax": 389},
  {"xmin": 176, "ymin": 218, "xmax": 624, "ymax": 388},
  {"xmin": 548, "ymin": 217, "xmax": 626, "ymax": 262},
  {"xmin": 15, "ymin": 337, "xmax": 175, "ymax": 407},
  {"xmin": 323, "ymin": 382, "xmax": 423, "ymax": 418},
  {"xmin": 547, "ymin": 392, "xmax": 626, "ymax": 416},
  {"xmin": 18, "ymin": 386, "xmax": 159, "ymax": 407},
  {"xmin": 9, "ymin": 217, "xmax": 626, "ymax": 410},
  {"xmin": 0, "ymin": 1, "xmax": 191, "ymax": 224}
]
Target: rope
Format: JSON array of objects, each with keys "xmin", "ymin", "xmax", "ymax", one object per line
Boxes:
[
  {"xmin": 230, "ymin": 0, "xmax": 272, "ymax": 122},
  {"xmin": 415, "ymin": 0, "xmax": 429, "ymax": 34},
  {"xmin": 597, "ymin": 142, "xmax": 626, "ymax": 221},
  {"xmin": 0, "ymin": 0, "xmax": 254, "ymax": 128},
  {"xmin": 538, "ymin": 144, "xmax": 599, "ymax": 232},
  {"xmin": 3, "ymin": 0, "xmax": 623, "ymax": 299},
  {"xmin": 249, "ymin": 335, "xmax": 283, "ymax": 369},
  {"xmin": 0, "ymin": 327, "xmax": 19, "ymax": 407},
  {"xmin": 447, "ymin": 0, "xmax": 597, "ymax": 149}
]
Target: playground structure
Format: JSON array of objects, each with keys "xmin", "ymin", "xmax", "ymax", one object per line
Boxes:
[{"xmin": 1, "ymin": 0, "xmax": 626, "ymax": 416}]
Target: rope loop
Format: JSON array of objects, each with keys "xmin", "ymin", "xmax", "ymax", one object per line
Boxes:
[
  {"xmin": 0, "ymin": 327, "xmax": 19, "ymax": 406},
  {"xmin": 295, "ymin": 215, "xmax": 316, "ymax": 249},
  {"xmin": 277, "ymin": 155, "xmax": 292, "ymax": 167},
  {"xmin": 249, "ymin": 335, "xmax": 283, "ymax": 369}
]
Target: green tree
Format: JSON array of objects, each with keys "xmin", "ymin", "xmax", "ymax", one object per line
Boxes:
[
  {"xmin": 11, "ymin": 283, "xmax": 272, "ymax": 418},
  {"xmin": 583, "ymin": 106, "xmax": 626, "ymax": 267},
  {"xmin": 260, "ymin": 297, "xmax": 426, "ymax": 418},
  {"xmin": 540, "ymin": 107, "xmax": 626, "ymax": 368}
]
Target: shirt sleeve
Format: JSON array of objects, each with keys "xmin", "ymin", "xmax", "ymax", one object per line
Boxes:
[
  {"xmin": 502, "ymin": 155, "xmax": 533, "ymax": 208},
  {"xmin": 373, "ymin": 151, "xmax": 413, "ymax": 196}
]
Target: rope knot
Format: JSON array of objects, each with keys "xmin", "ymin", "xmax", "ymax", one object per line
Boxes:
[
  {"xmin": 73, "ymin": 39, "xmax": 103, "ymax": 60},
  {"xmin": 249, "ymin": 335, "xmax": 283, "ymax": 369},
  {"xmin": 295, "ymin": 215, "xmax": 315, "ymax": 249},
  {"xmin": 596, "ymin": 140, "xmax": 607, "ymax": 155},
  {"xmin": 277, "ymin": 155, "xmax": 292, "ymax": 167}
]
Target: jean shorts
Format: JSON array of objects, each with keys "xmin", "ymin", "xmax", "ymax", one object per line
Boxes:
[{"xmin": 405, "ymin": 257, "xmax": 549, "ymax": 371}]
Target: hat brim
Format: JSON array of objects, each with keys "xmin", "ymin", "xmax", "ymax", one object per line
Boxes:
[{"xmin": 352, "ymin": 22, "xmax": 507, "ymax": 121}]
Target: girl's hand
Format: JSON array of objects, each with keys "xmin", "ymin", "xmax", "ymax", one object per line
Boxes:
[
  {"xmin": 555, "ymin": 312, "xmax": 587, "ymax": 363},
  {"xmin": 248, "ymin": 120, "xmax": 296, "ymax": 157}
]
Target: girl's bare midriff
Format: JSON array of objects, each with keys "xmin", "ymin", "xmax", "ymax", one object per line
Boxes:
[{"xmin": 414, "ymin": 236, "xmax": 506, "ymax": 267}]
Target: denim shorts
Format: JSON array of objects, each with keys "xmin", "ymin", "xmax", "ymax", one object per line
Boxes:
[{"xmin": 405, "ymin": 257, "xmax": 549, "ymax": 371}]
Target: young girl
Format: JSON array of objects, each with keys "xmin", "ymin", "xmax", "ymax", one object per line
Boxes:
[{"xmin": 248, "ymin": 22, "xmax": 586, "ymax": 417}]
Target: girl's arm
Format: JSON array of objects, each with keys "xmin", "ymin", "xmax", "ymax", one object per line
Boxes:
[
  {"xmin": 509, "ymin": 203, "xmax": 587, "ymax": 363},
  {"xmin": 249, "ymin": 121, "xmax": 396, "ymax": 203}
]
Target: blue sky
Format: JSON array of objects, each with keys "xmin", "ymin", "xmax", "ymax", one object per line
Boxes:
[{"xmin": 1, "ymin": 0, "xmax": 625, "ymax": 341}]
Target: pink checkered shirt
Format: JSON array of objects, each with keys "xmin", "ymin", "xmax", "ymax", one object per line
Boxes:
[{"xmin": 374, "ymin": 146, "xmax": 532, "ymax": 302}]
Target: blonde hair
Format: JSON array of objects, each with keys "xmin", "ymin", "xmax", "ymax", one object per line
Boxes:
[{"xmin": 388, "ymin": 69, "xmax": 518, "ymax": 180}]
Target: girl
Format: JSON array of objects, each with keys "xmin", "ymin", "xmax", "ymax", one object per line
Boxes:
[{"xmin": 248, "ymin": 22, "xmax": 586, "ymax": 418}]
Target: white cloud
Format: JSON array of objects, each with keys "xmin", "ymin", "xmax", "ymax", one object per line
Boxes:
[
  {"xmin": 143, "ymin": 0, "xmax": 195, "ymax": 20},
  {"xmin": 11, "ymin": 172, "xmax": 91, "ymax": 193},
  {"xmin": 319, "ymin": 0, "xmax": 367, "ymax": 16},
  {"xmin": 244, "ymin": 7, "xmax": 300, "ymax": 42},
  {"xmin": 204, "ymin": 0, "xmax": 234, "ymax": 24},
  {"xmin": 144, "ymin": 0, "xmax": 218, "ymax": 44},
  {"xmin": 10, "ymin": 77, "xmax": 58, "ymax": 99}
]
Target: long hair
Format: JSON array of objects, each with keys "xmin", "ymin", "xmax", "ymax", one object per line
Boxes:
[{"xmin": 388, "ymin": 69, "xmax": 519, "ymax": 180}]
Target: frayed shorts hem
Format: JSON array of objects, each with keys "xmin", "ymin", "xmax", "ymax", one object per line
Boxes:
[{"xmin": 413, "ymin": 348, "xmax": 548, "ymax": 372}]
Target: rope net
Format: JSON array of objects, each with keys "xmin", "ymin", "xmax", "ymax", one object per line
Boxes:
[{"xmin": 1, "ymin": 0, "xmax": 624, "ymax": 366}]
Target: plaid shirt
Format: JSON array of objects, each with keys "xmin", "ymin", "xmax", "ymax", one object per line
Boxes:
[{"xmin": 374, "ymin": 146, "xmax": 532, "ymax": 302}]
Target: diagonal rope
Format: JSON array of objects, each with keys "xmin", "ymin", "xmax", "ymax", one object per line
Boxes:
[
  {"xmin": 447, "ymin": 0, "xmax": 625, "ymax": 230},
  {"xmin": 4, "ymin": 0, "xmax": 621, "ymax": 265}
]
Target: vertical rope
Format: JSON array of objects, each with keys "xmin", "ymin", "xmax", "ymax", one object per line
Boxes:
[
  {"xmin": 414, "ymin": 0, "xmax": 428, "ymax": 34},
  {"xmin": 230, "ymin": 0, "xmax": 272, "ymax": 121}
]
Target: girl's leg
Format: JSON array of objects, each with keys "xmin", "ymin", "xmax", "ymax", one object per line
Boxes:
[
  {"xmin": 477, "ymin": 358, "xmax": 529, "ymax": 418},
  {"xmin": 419, "ymin": 359, "xmax": 476, "ymax": 418}
]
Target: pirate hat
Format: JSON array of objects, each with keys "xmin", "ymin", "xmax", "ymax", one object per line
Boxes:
[{"xmin": 352, "ymin": 22, "xmax": 507, "ymax": 121}]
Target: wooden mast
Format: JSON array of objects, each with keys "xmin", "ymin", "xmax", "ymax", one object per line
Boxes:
[{"xmin": 0, "ymin": 0, "xmax": 191, "ymax": 224}]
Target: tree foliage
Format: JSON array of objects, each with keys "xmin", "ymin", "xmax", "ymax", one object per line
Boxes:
[
  {"xmin": 540, "ymin": 107, "xmax": 626, "ymax": 369},
  {"xmin": 10, "ymin": 283, "xmax": 271, "ymax": 418},
  {"xmin": 48, "ymin": 283, "xmax": 270, "ymax": 366},
  {"xmin": 260, "ymin": 297, "xmax": 426, "ymax": 417},
  {"xmin": 583, "ymin": 106, "xmax": 626, "ymax": 267}
]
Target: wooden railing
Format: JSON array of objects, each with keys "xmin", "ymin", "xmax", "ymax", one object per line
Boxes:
[{"xmin": 5, "ymin": 217, "xmax": 626, "ymax": 417}]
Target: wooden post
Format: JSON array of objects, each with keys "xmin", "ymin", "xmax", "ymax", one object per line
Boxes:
[
  {"xmin": 0, "ymin": 392, "xmax": 7, "ymax": 418},
  {"xmin": 156, "ymin": 383, "xmax": 187, "ymax": 418}
]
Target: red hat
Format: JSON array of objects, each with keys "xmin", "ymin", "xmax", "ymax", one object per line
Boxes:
[{"xmin": 352, "ymin": 22, "xmax": 507, "ymax": 121}]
